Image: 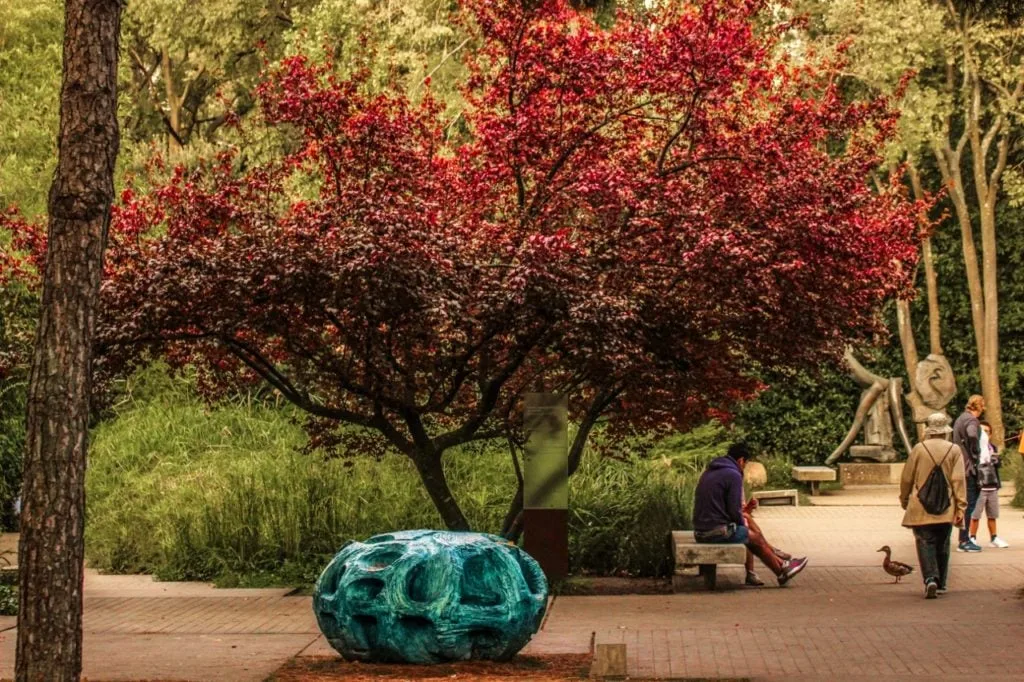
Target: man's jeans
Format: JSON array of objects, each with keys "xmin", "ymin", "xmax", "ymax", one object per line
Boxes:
[
  {"xmin": 699, "ymin": 524, "xmax": 783, "ymax": 575},
  {"xmin": 914, "ymin": 522, "xmax": 952, "ymax": 587},
  {"xmin": 959, "ymin": 476, "xmax": 980, "ymax": 544}
]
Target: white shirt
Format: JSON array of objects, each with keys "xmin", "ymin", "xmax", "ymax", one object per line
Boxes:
[{"xmin": 980, "ymin": 429, "xmax": 992, "ymax": 464}]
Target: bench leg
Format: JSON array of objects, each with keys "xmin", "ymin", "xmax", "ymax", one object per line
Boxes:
[
  {"xmin": 699, "ymin": 564, "xmax": 717, "ymax": 590},
  {"xmin": 809, "ymin": 481, "xmax": 819, "ymax": 496}
]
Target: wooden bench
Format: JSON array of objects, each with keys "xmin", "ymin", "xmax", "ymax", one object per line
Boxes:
[
  {"xmin": 791, "ymin": 465, "xmax": 836, "ymax": 496},
  {"xmin": 751, "ymin": 488, "xmax": 799, "ymax": 506},
  {"xmin": 671, "ymin": 530, "xmax": 746, "ymax": 591}
]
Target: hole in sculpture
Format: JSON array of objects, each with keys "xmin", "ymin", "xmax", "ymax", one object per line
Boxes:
[
  {"xmin": 406, "ymin": 556, "xmax": 446, "ymax": 603},
  {"xmin": 317, "ymin": 610, "xmax": 339, "ymax": 633},
  {"xmin": 397, "ymin": 615, "xmax": 435, "ymax": 637},
  {"xmin": 396, "ymin": 616, "xmax": 440, "ymax": 663},
  {"xmin": 469, "ymin": 627, "xmax": 502, "ymax": 657},
  {"xmin": 362, "ymin": 546, "xmax": 403, "ymax": 570},
  {"xmin": 323, "ymin": 563, "xmax": 347, "ymax": 596},
  {"xmin": 348, "ymin": 577, "xmax": 385, "ymax": 600},
  {"xmin": 350, "ymin": 614, "xmax": 379, "ymax": 651},
  {"xmin": 460, "ymin": 553, "xmax": 504, "ymax": 606}
]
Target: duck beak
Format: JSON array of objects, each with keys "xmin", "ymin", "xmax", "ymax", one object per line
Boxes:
[{"xmin": 876, "ymin": 548, "xmax": 884, "ymax": 552}]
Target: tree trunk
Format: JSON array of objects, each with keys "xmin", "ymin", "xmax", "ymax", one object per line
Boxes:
[
  {"xmin": 160, "ymin": 49, "xmax": 183, "ymax": 151},
  {"xmin": 979, "ymin": 199, "xmax": 1003, "ymax": 444},
  {"xmin": 16, "ymin": 1, "xmax": 122, "ymax": 680},
  {"xmin": 907, "ymin": 163, "xmax": 942, "ymax": 355},
  {"xmin": 411, "ymin": 451, "xmax": 470, "ymax": 531},
  {"xmin": 895, "ymin": 299, "xmax": 918, "ymax": 388}
]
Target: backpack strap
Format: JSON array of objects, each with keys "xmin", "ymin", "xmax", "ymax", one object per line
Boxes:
[{"xmin": 921, "ymin": 442, "xmax": 953, "ymax": 467}]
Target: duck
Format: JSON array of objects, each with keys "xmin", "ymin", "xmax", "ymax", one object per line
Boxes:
[{"xmin": 877, "ymin": 545, "xmax": 914, "ymax": 583}]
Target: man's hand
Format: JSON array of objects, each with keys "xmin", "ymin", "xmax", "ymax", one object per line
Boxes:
[
  {"xmin": 744, "ymin": 497, "xmax": 759, "ymax": 513},
  {"xmin": 954, "ymin": 514, "xmax": 964, "ymax": 526}
]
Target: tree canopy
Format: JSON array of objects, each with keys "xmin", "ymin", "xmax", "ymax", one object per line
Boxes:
[{"xmin": 2, "ymin": 0, "xmax": 923, "ymax": 529}]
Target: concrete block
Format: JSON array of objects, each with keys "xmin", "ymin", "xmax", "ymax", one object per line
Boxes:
[
  {"xmin": 591, "ymin": 643, "xmax": 627, "ymax": 678},
  {"xmin": 839, "ymin": 462, "xmax": 904, "ymax": 486}
]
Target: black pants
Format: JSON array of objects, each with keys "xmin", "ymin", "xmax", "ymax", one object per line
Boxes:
[
  {"xmin": 959, "ymin": 476, "xmax": 980, "ymax": 544},
  {"xmin": 913, "ymin": 523, "xmax": 952, "ymax": 587}
]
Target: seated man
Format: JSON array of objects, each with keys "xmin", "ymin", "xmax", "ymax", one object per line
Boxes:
[{"xmin": 693, "ymin": 443, "xmax": 808, "ymax": 586}]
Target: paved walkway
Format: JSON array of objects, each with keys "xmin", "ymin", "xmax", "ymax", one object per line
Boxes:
[{"xmin": 2, "ymin": 486, "xmax": 1023, "ymax": 680}]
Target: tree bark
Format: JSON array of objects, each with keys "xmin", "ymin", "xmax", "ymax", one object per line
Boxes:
[
  {"xmin": 15, "ymin": 1, "xmax": 122, "ymax": 680},
  {"xmin": 160, "ymin": 49, "xmax": 184, "ymax": 151},
  {"xmin": 907, "ymin": 163, "xmax": 942, "ymax": 355},
  {"xmin": 411, "ymin": 451, "xmax": 470, "ymax": 531},
  {"xmin": 895, "ymin": 298, "xmax": 918, "ymax": 389}
]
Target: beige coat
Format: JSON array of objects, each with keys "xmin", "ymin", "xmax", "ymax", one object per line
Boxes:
[{"xmin": 900, "ymin": 437, "xmax": 967, "ymax": 527}]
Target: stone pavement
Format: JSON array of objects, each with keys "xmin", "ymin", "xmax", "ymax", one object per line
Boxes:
[
  {"xmin": 1, "ymin": 558, "xmax": 321, "ymax": 682},
  {"xmin": 2, "ymin": 486, "xmax": 1024, "ymax": 680},
  {"xmin": 526, "ymin": 493, "xmax": 1024, "ymax": 680}
]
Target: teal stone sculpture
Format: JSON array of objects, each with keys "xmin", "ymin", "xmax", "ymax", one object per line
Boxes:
[{"xmin": 313, "ymin": 530, "xmax": 548, "ymax": 664}]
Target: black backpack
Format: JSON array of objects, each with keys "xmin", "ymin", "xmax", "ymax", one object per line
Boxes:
[{"xmin": 917, "ymin": 443, "xmax": 952, "ymax": 516}]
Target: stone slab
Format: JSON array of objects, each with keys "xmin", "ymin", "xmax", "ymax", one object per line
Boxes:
[
  {"xmin": 752, "ymin": 489, "xmax": 799, "ymax": 506},
  {"xmin": 849, "ymin": 444, "xmax": 898, "ymax": 462},
  {"xmin": 791, "ymin": 466, "xmax": 837, "ymax": 482},
  {"xmin": 840, "ymin": 462, "xmax": 905, "ymax": 485},
  {"xmin": 671, "ymin": 531, "xmax": 746, "ymax": 568}
]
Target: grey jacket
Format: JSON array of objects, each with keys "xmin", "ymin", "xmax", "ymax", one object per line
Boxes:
[{"xmin": 952, "ymin": 410, "xmax": 980, "ymax": 477}]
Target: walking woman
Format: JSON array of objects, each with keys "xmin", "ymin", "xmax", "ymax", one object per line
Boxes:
[{"xmin": 899, "ymin": 413, "xmax": 967, "ymax": 599}]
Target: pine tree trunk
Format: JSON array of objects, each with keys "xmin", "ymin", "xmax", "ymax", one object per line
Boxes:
[{"xmin": 15, "ymin": 1, "xmax": 122, "ymax": 680}]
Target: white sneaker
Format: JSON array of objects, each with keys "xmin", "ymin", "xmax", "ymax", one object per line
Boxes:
[{"xmin": 991, "ymin": 537, "xmax": 1010, "ymax": 548}]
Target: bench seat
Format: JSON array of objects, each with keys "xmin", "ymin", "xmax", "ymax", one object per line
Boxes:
[
  {"xmin": 751, "ymin": 488, "xmax": 799, "ymax": 506},
  {"xmin": 671, "ymin": 530, "xmax": 746, "ymax": 591},
  {"xmin": 791, "ymin": 466, "xmax": 836, "ymax": 496}
]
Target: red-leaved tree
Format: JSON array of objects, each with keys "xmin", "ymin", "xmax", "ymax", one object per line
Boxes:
[{"xmin": 2, "ymin": 0, "xmax": 924, "ymax": 532}]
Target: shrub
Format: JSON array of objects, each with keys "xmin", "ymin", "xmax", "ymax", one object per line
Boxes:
[{"xmin": 87, "ymin": 368, "xmax": 738, "ymax": 584}]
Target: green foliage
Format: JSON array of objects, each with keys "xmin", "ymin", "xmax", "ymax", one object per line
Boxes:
[
  {"xmin": 0, "ymin": 584, "xmax": 16, "ymax": 616},
  {"xmin": 568, "ymin": 455, "xmax": 692, "ymax": 578},
  {"xmin": 733, "ymin": 367, "xmax": 861, "ymax": 465},
  {"xmin": 0, "ymin": 280, "xmax": 35, "ymax": 530},
  {"xmin": 0, "ymin": 552, "xmax": 15, "ymax": 616},
  {"xmin": 286, "ymin": 0, "xmax": 467, "ymax": 118},
  {"xmin": 86, "ymin": 369, "xmax": 732, "ymax": 584},
  {"xmin": 0, "ymin": 0, "xmax": 62, "ymax": 217}
]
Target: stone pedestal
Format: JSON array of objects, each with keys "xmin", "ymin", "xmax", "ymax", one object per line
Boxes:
[
  {"xmin": 839, "ymin": 462, "xmax": 904, "ymax": 486},
  {"xmin": 848, "ymin": 444, "xmax": 898, "ymax": 463}
]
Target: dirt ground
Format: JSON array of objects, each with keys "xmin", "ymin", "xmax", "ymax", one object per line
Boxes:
[
  {"xmin": 556, "ymin": 576, "xmax": 670, "ymax": 595},
  {"xmin": 268, "ymin": 654, "xmax": 592, "ymax": 681}
]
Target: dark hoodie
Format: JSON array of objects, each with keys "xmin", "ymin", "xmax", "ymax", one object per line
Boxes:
[{"xmin": 693, "ymin": 456, "xmax": 745, "ymax": 532}]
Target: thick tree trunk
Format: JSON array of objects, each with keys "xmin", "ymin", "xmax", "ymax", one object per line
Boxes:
[
  {"xmin": 16, "ymin": 1, "xmax": 122, "ymax": 680},
  {"xmin": 411, "ymin": 451, "xmax": 470, "ymax": 531}
]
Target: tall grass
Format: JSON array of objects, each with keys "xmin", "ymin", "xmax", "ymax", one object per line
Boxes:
[{"xmin": 86, "ymin": 368, "xmax": 736, "ymax": 585}]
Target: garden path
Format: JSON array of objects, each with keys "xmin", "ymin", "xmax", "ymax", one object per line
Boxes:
[{"xmin": 1, "ymin": 484, "xmax": 1023, "ymax": 680}]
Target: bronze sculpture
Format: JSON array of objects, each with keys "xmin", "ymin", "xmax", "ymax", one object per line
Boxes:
[{"xmin": 825, "ymin": 348, "xmax": 957, "ymax": 465}]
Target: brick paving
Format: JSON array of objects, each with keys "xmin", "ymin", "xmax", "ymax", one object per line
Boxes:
[
  {"xmin": 3, "ymin": 487, "xmax": 1024, "ymax": 680},
  {"xmin": 527, "ymin": 497, "xmax": 1024, "ymax": 680}
]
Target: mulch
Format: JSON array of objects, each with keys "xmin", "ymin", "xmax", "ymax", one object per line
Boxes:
[
  {"xmin": 269, "ymin": 654, "xmax": 592, "ymax": 681},
  {"xmin": 557, "ymin": 576, "xmax": 671, "ymax": 595}
]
